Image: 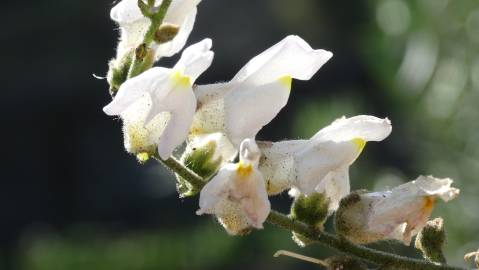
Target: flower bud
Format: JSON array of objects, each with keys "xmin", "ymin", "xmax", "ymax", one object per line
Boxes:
[
  {"xmin": 155, "ymin": 23, "xmax": 180, "ymax": 44},
  {"xmin": 177, "ymin": 136, "xmax": 222, "ymax": 197},
  {"xmin": 107, "ymin": 50, "xmax": 133, "ymax": 93},
  {"xmin": 415, "ymin": 218, "xmax": 446, "ymax": 263},
  {"xmin": 291, "ymin": 192, "xmax": 329, "ymax": 229},
  {"xmin": 325, "ymin": 256, "xmax": 368, "ymax": 270},
  {"xmin": 290, "ymin": 192, "xmax": 330, "ymax": 247}
]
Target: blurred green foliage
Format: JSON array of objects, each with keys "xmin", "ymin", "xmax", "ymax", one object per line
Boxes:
[
  {"xmin": 19, "ymin": 224, "xmax": 329, "ymax": 270},
  {"xmin": 21, "ymin": 224, "xmax": 237, "ymax": 270}
]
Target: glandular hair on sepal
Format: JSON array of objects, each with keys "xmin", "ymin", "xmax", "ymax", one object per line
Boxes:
[
  {"xmin": 415, "ymin": 217, "xmax": 447, "ymax": 263},
  {"xmin": 177, "ymin": 139, "xmax": 221, "ymax": 197},
  {"xmin": 107, "ymin": 50, "xmax": 133, "ymax": 94},
  {"xmin": 291, "ymin": 192, "xmax": 329, "ymax": 229}
]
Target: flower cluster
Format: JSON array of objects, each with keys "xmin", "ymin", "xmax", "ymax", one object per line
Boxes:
[{"xmin": 104, "ymin": 0, "xmax": 460, "ymax": 247}]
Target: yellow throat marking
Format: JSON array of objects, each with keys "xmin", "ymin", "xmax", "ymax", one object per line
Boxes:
[
  {"xmin": 351, "ymin": 138, "xmax": 366, "ymax": 153},
  {"xmin": 170, "ymin": 71, "xmax": 191, "ymax": 88},
  {"xmin": 278, "ymin": 75, "xmax": 292, "ymax": 91},
  {"xmin": 423, "ymin": 196, "xmax": 436, "ymax": 210},
  {"xmin": 236, "ymin": 161, "xmax": 253, "ymax": 177}
]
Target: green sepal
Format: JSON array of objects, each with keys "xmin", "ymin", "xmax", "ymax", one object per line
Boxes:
[
  {"xmin": 107, "ymin": 50, "xmax": 133, "ymax": 95},
  {"xmin": 176, "ymin": 140, "xmax": 221, "ymax": 197},
  {"xmin": 415, "ymin": 217, "xmax": 447, "ymax": 263},
  {"xmin": 291, "ymin": 192, "xmax": 330, "ymax": 229}
]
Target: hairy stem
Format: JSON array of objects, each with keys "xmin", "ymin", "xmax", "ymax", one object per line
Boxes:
[
  {"xmin": 152, "ymin": 155, "xmax": 207, "ymax": 189},
  {"xmin": 127, "ymin": 0, "xmax": 172, "ymax": 79},
  {"xmin": 108, "ymin": 0, "xmax": 173, "ymax": 93},
  {"xmin": 267, "ymin": 210, "xmax": 468, "ymax": 270},
  {"xmin": 155, "ymin": 157, "xmax": 471, "ymax": 270}
]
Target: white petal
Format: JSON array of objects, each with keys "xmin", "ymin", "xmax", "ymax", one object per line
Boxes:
[
  {"xmin": 110, "ymin": 0, "xmax": 144, "ymax": 25},
  {"xmin": 164, "ymin": 0, "xmax": 201, "ymax": 25},
  {"xmin": 103, "ymin": 67, "xmax": 170, "ymax": 115},
  {"xmin": 224, "ymin": 79, "xmax": 291, "ymax": 146},
  {"xmin": 314, "ymin": 167, "xmax": 350, "ymax": 212},
  {"xmin": 239, "ymin": 138, "xmax": 261, "ymax": 165},
  {"xmin": 258, "ymin": 140, "xmax": 307, "ymax": 195},
  {"xmin": 121, "ymin": 94, "xmax": 166, "ymax": 154},
  {"xmin": 232, "ymin": 35, "xmax": 333, "ymax": 85},
  {"xmin": 375, "ymin": 175, "xmax": 459, "ymax": 212},
  {"xmin": 412, "ymin": 175, "xmax": 460, "ymax": 201},
  {"xmin": 311, "ymin": 115, "xmax": 392, "ymax": 143},
  {"xmin": 197, "ymin": 164, "xmax": 236, "ymax": 215},
  {"xmin": 365, "ymin": 176, "xmax": 459, "ymax": 244},
  {"xmin": 216, "ymin": 200, "xmax": 251, "ymax": 235},
  {"xmin": 194, "ymin": 82, "xmax": 232, "ymax": 105},
  {"xmin": 190, "ymin": 83, "xmax": 232, "ymax": 136},
  {"xmin": 155, "ymin": 8, "xmax": 197, "ymax": 58},
  {"xmin": 293, "ymin": 140, "xmax": 358, "ymax": 194},
  {"xmin": 238, "ymin": 170, "xmax": 271, "ymax": 228},
  {"xmin": 156, "ymin": 87, "xmax": 197, "ymax": 159},
  {"xmin": 173, "ymin": 38, "xmax": 214, "ymax": 81},
  {"xmin": 116, "ymin": 19, "xmax": 150, "ymax": 58}
]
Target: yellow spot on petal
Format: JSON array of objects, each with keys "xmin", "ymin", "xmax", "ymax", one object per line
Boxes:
[
  {"xmin": 351, "ymin": 138, "xmax": 366, "ymax": 153},
  {"xmin": 170, "ymin": 71, "xmax": 191, "ymax": 88},
  {"xmin": 423, "ymin": 196, "xmax": 436, "ymax": 210},
  {"xmin": 236, "ymin": 161, "xmax": 253, "ymax": 178},
  {"xmin": 278, "ymin": 75, "xmax": 292, "ymax": 91}
]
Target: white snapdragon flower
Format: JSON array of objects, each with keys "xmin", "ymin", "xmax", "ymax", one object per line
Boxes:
[
  {"xmin": 197, "ymin": 139, "xmax": 270, "ymax": 235},
  {"xmin": 111, "ymin": 0, "xmax": 200, "ymax": 60},
  {"xmin": 189, "ymin": 35, "xmax": 333, "ymax": 162},
  {"xmin": 259, "ymin": 115, "xmax": 392, "ymax": 211},
  {"xmin": 335, "ymin": 175, "xmax": 460, "ymax": 244},
  {"xmin": 103, "ymin": 39, "xmax": 214, "ymax": 159}
]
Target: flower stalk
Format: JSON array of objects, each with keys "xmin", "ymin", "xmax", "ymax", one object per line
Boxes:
[
  {"xmin": 108, "ymin": 0, "xmax": 174, "ymax": 94},
  {"xmin": 127, "ymin": 0, "xmax": 173, "ymax": 79},
  {"xmin": 152, "ymin": 154, "xmax": 207, "ymax": 190},
  {"xmin": 157, "ymin": 155, "xmax": 471, "ymax": 270}
]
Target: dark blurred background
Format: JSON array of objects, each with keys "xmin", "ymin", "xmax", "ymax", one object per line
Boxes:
[{"xmin": 2, "ymin": 0, "xmax": 479, "ymax": 269}]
